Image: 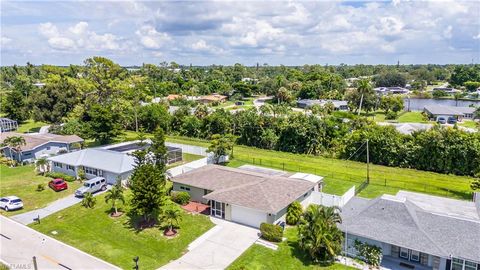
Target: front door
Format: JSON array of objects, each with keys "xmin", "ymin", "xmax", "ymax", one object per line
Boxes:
[{"xmin": 211, "ymin": 200, "xmax": 224, "ymax": 218}]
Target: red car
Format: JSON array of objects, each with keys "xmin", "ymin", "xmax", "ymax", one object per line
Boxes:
[{"xmin": 48, "ymin": 178, "xmax": 68, "ymax": 191}]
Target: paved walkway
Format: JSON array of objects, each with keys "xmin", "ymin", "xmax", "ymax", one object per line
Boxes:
[
  {"xmin": 11, "ymin": 188, "xmax": 109, "ymax": 225},
  {"xmin": 0, "ymin": 215, "xmax": 119, "ymax": 270},
  {"xmin": 160, "ymin": 217, "xmax": 260, "ymax": 270}
]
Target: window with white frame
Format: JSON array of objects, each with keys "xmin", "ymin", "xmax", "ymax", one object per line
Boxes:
[
  {"xmin": 54, "ymin": 162, "xmax": 63, "ymax": 168},
  {"xmin": 180, "ymin": 186, "xmax": 190, "ymax": 191},
  {"xmin": 84, "ymin": 166, "xmax": 101, "ymax": 176},
  {"xmin": 410, "ymin": 250, "xmax": 420, "ymax": 262},
  {"xmin": 452, "ymin": 258, "xmax": 478, "ymax": 270},
  {"xmin": 67, "ymin": 165, "xmax": 75, "ymax": 171},
  {"xmin": 399, "ymin": 247, "xmax": 409, "ymax": 259}
]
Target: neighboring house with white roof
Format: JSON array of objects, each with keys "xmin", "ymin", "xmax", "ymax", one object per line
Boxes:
[
  {"xmin": 47, "ymin": 148, "xmax": 136, "ymax": 185},
  {"xmin": 340, "ymin": 191, "xmax": 480, "ymax": 270},
  {"xmin": 0, "ymin": 132, "xmax": 83, "ymax": 162},
  {"xmin": 374, "ymin": 87, "xmax": 410, "ymax": 95},
  {"xmin": 378, "ymin": 122, "xmax": 434, "ymax": 135},
  {"xmin": 297, "ymin": 99, "xmax": 349, "ymax": 111},
  {"xmin": 424, "ymin": 105, "xmax": 476, "ymax": 121},
  {"xmin": 171, "ymin": 164, "xmax": 323, "ymax": 228}
]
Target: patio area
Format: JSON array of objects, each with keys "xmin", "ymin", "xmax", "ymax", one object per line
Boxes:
[{"xmin": 181, "ymin": 201, "xmax": 210, "ymax": 215}]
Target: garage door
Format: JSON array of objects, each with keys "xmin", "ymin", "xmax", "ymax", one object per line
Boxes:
[{"xmin": 231, "ymin": 205, "xmax": 267, "ymax": 228}]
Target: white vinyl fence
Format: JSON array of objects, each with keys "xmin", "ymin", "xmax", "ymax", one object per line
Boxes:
[{"xmin": 310, "ymin": 186, "xmax": 356, "ymax": 208}]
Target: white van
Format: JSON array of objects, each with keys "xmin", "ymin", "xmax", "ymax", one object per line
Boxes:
[{"xmin": 75, "ymin": 177, "xmax": 107, "ymax": 197}]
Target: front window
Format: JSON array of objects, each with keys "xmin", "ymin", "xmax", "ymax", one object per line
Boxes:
[
  {"xmin": 465, "ymin": 261, "xmax": 477, "ymax": 270},
  {"xmin": 399, "ymin": 248, "xmax": 409, "ymax": 259},
  {"xmin": 410, "ymin": 250, "xmax": 420, "ymax": 262}
]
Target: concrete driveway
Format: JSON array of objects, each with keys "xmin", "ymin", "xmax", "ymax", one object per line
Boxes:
[
  {"xmin": 11, "ymin": 188, "xmax": 109, "ymax": 225},
  {"xmin": 161, "ymin": 217, "xmax": 259, "ymax": 270},
  {"xmin": 0, "ymin": 215, "xmax": 119, "ymax": 270}
]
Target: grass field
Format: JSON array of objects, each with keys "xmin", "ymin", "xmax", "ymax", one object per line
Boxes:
[
  {"xmin": 228, "ymin": 227, "xmax": 356, "ymax": 270},
  {"xmin": 0, "ymin": 165, "xmax": 81, "ymax": 216},
  {"xmin": 16, "ymin": 119, "xmax": 48, "ymax": 133},
  {"xmin": 373, "ymin": 111, "xmax": 430, "ymax": 123},
  {"xmin": 459, "ymin": 120, "xmax": 478, "ymax": 130},
  {"xmin": 30, "ymin": 193, "xmax": 214, "ymax": 269},
  {"xmin": 165, "ymin": 136, "xmax": 474, "ymax": 200}
]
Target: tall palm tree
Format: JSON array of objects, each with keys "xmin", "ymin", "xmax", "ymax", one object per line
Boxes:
[
  {"xmin": 161, "ymin": 207, "xmax": 182, "ymax": 233},
  {"xmin": 104, "ymin": 184, "xmax": 125, "ymax": 215},
  {"xmin": 2, "ymin": 136, "xmax": 26, "ymax": 165},
  {"xmin": 298, "ymin": 205, "xmax": 343, "ymax": 263},
  {"xmin": 356, "ymin": 79, "xmax": 373, "ymax": 115}
]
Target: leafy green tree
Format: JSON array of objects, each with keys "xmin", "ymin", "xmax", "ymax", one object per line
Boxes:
[
  {"xmin": 345, "ymin": 79, "xmax": 376, "ymax": 113},
  {"xmin": 286, "ymin": 201, "xmax": 303, "ymax": 225},
  {"xmin": 81, "ymin": 193, "xmax": 96, "ymax": 208},
  {"xmin": 82, "ymin": 104, "xmax": 122, "ymax": 144},
  {"xmin": 105, "ymin": 182, "xmax": 125, "ymax": 215},
  {"xmin": 207, "ymin": 134, "xmax": 236, "ymax": 163},
  {"xmin": 380, "ymin": 95, "xmax": 404, "ymax": 113},
  {"xmin": 2, "ymin": 136, "xmax": 26, "ymax": 163},
  {"xmin": 298, "ymin": 205, "xmax": 343, "ymax": 264},
  {"xmin": 4, "ymin": 88, "xmax": 30, "ymax": 122},
  {"xmin": 373, "ymin": 72, "xmax": 407, "ymax": 87},
  {"xmin": 138, "ymin": 103, "xmax": 171, "ymax": 133},
  {"xmin": 464, "ymin": 81, "xmax": 480, "ymax": 91},
  {"xmin": 35, "ymin": 158, "xmax": 49, "ymax": 175}
]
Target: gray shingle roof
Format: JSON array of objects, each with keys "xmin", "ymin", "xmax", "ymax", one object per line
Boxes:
[
  {"xmin": 172, "ymin": 165, "xmax": 320, "ymax": 213},
  {"xmin": 424, "ymin": 105, "xmax": 474, "ymax": 116},
  {"xmin": 47, "ymin": 148, "xmax": 135, "ymax": 174},
  {"xmin": 0, "ymin": 132, "xmax": 83, "ymax": 151},
  {"xmin": 340, "ymin": 193, "xmax": 480, "ymax": 262}
]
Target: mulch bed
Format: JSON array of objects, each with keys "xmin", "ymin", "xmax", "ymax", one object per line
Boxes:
[{"xmin": 109, "ymin": 212, "xmax": 124, "ymax": 218}]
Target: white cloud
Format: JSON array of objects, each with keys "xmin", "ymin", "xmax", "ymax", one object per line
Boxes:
[
  {"xmin": 473, "ymin": 33, "xmax": 480, "ymax": 40},
  {"xmin": 39, "ymin": 22, "xmax": 59, "ymax": 38},
  {"xmin": 1, "ymin": 36, "xmax": 12, "ymax": 46},
  {"xmin": 135, "ymin": 25, "xmax": 171, "ymax": 49},
  {"xmin": 69, "ymin": 22, "xmax": 88, "ymax": 35},
  {"xmin": 443, "ymin": 25, "xmax": 453, "ymax": 39},
  {"xmin": 48, "ymin": 37, "xmax": 76, "ymax": 50}
]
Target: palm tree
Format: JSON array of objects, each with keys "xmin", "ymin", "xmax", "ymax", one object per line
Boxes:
[
  {"xmin": 161, "ymin": 207, "xmax": 182, "ymax": 234},
  {"xmin": 298, "ymin": 205, "xmax": 343, "ymax": 264},
  {"xmin": 356, "ymin": 79, "xmax": 373, "ymax": 115},
  {"xmin": 2, "ymin": 136, "xmax": 26, "ymax": 165},
  {"xmin": 105, "ymin": 184, "xmax": 125, "ymax": 215},
  {"xmin": 81, "ymin": 193, "xmax": 96, "ymax": 208},
  {"xmin": 35, "ymin": 158, "xmax": 49, "ymax": 175}
]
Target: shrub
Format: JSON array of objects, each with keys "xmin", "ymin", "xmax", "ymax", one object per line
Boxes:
[
  {"xmin": 260, "ymin": 223, "xmax": 283, "ymax": 242},
  {"xmin": 385, "ymin": 111, "xmax": 398, "ymax": 120},
  {"xmin": 45, "ymin": 172, "xmax": 75, "ymax": 182},
  {"xmin": 171, "ymin": 191, "xmax": 191, "ymax": 205},
  {"xmin": 286, "ymin": 201, "xmax": 303, "ymax": 225},
  {"xmin": 81, "ymin": 193, "xmax": 96, "ymax": 208},
  {"xmin": 36, "ymin": 184, "xmax": 45, "ymax": 192},
  {"xmin": 354, "ymin": 240, "xmax": 382, "ymax": 267}
]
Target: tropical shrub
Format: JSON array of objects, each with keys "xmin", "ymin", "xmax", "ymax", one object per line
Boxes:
[
  {"xmin": 81, "ymin": 193, "xmax": 96, "ymax": 208},
  {"xmin": 354, "ymin": 240, "xmax": 382, "ymax": 267},
  {"xmin": 45, "ymin": 172, "xmax": 75, "ymax": 182},
  {"xmin": 260, "ymin": 223, "xmax": 283, "ymax": 242},
  {"xmin": 286, "ymin": 201, "xmax": 303, "ymax": 225},
  {"xmin": 171, "ymin": 191, "xmax": 190, "ymax": 205},
  {"xmin": 36, "ymin": 184, "xmax": 45, "ymax": 192}
]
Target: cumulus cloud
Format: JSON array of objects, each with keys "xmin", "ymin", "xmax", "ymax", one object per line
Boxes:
[
  {"xmin": 135, "ymin": 25, "xmax": 171, "ymax": 49},
  {"xmin": 443, "ymin": 25, "xmax": 453, "ymax": 39},
  {"xmin": 1, "ymin": 36, "xmax": 12, "ymax": 46}
]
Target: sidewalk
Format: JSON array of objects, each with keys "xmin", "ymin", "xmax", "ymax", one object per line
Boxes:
[
  {"xmin": 11, "ymin": 188, "xmax": 109, "ymax": 225},
  {"xmin": 0, "ymin": 215, "xmax": 119, "ymax": 270}
]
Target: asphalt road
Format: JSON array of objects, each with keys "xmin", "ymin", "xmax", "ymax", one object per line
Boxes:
[{"xmin": 0, "ymin": 215, "xmax": 119, "ymax": 270}]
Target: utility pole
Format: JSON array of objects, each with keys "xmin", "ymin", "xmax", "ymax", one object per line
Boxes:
[{"xmin": 366, "ymin": 139, "xmax": 370, "ymax": 183}]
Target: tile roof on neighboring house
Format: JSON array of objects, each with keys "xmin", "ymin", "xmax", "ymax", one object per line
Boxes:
[
  {"xmin": 198, "ymin": 94, "xmax": 227, "ymax": 102},
  {"xmin": 340, "ymin": 191, "xmax": 480, "ymax": 262},
  {"xmin": 172, "ymin": 165, "xmax": 321, "ymax": 213},
  {"xmin": 0, "ymin": 132, "xmax": 83, "ymax": 151},
  {"xmin": 47, "ymin": 148, "xmax": 135, "ymax": 174},
  {"xmin": 424, "ymin": 105, "xmax": 474, "ymax": 116}
]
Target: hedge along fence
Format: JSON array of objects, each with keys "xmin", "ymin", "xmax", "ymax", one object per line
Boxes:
[{"xmin": 260, "ymin": 223, "xmax": 283, "ymax": 242}]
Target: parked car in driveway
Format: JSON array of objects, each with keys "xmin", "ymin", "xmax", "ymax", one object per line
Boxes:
[
  {"xmin": 0, "ymin": 196, "xmax": 24, "ymax": 211},
  {"xmin": 75, "ymin": 177, "xmax": 107, "ymax": 197},
  {"xmin": 48, "ymin": 178, "xmax": 68, "ymax": 191},
  {"xmin": 447, "ymin": 117, "xmax": 457, "ymax": 124},
  {"xmin": 437, "ymin": 117, "xmax": 446, "ymax": 124}
]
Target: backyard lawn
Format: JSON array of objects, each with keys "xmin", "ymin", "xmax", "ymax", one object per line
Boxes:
[
  {"xmin": 228, "ymin": 227, "xmax": 356, "ymax": 270},
  {"xmin": 0, "ymin": 164, "xmax": 81, "ymax": 216},
  {"xmin": 459, "ymin": 120, "xmax": 478, "ymax": 130},
  {"xmin": 166, "ymin": 136, "xmax": 474, "ymax": 200},
  {"xmin": 31, "ymin": 193, "xmax": 214, "ymax": 269},
  {"xmin": 16, "ymin": 119, "xmax": 48, "ymax": 133},
  {"xmin": 373, "ymin": 111, "xmax": 430, "ymax": 123}
]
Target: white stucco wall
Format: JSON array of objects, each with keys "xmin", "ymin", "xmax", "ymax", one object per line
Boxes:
[{"xmin": 172, "ymin": 183, "xmax": 208, "ymax": 203}]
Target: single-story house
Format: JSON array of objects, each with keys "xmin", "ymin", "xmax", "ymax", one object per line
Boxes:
[
  {"xmin": 0, "ymin": 132, "xmax": 83, "ymax": 163},
  {"xmin": 424, "ymin": 105, "xmax": 476, "ymax": 121},
  {"xmin": 297, "ymin": 99, "xmax": 349, "ymax": 111},
  {"xmin": 47, "ymin": 148, "xmax": 136, "ymax": 184},
  {"xmin": 197, "ymin": 94, "xmax": 227, "ymax": 104},
  {"xmin": 171, "ymin": 165, "xmax": 323, "ymax": 228},
  {"xmin": 377, "ymin": 122, "xmax": 433, "ymax": 135},
  {"xmin": 339, "ymin": 191, "xmax": 480, "ymax": 270},
  {"xmin": 374, "ymin": 87, "xmax": 410, "ymax": 95},
  {"xmin": 432, "ymin": 87, "xmax": 460, "ymax": 94},
  {"xmin": 100, "ymin": 140, "xmax": 183, "ymax": 164}
]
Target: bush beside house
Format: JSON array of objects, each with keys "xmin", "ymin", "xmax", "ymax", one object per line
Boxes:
[
  {"xmin": 45, "ymin": 171, "xmax": 76, "ymax": 182},
  {"xmin": 171, "ymin": 191, "xmax": 191, "ymax": 205},
  {"xmin": 260, "ymin": 222, "xmax": 283, "ymax": 242},
  {"xmin": 286, "ymin": 201, "xmax": 303, "ymax": 225}
]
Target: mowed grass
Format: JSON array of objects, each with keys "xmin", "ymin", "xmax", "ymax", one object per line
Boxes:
[
  {"xmin": 16, "ymin": 119, "xmax": 48, "ymax": 133},
  {"xmin": 459, "ymin": 120, "xmax": 478, "ymax": 130},
  {"xmin": 31, "ymin": 192, "xmax": 214, "ymax": 269},
  {"xmin": 0, "ymin": 165, "xmax": 81, "ymax": 216},
  {"xmin": 397, "ymin": 111, "xmax": 430, "ymax": 123},
  {"xmin": 165, "ymin": 136, "xmax": 474, "ymax": 200},
  {"xmin": 228, "ymin": 227, "xmax": 356, "ymax": 270}
]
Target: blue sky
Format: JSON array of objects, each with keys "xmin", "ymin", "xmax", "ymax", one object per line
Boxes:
[{"xmin": 1, "ymin": 0, "xmax": 479, "ymax": 66}]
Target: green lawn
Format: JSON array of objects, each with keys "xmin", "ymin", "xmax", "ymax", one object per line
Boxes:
[
  {"xmin": 459, "ymin": 120, "xmax": 478, "ymax": 130},
  {"xmin": 31, "ymin": 193, "xmax": 214, "ymax": 269},
  {"xmin": 397, "ymin": 112, "xmax": 430, "ymax": 123},
  {"xmin": 167, "ymin": 153, "xmax": 204, "ymax": 168},
  {"xmin": 229, "ymin": 227, "xmax": 356, "ymax": 270},
  {"xmin": 0, "ymin": 165, "xmax": 81, "ymax": 216},
  {"xmin": 165, "ymin": 136, "xmax": 474, "ymax": 200},
  {"xmin": 16, "ymin": 119, "xmax": 48, "ymax": 133}
]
